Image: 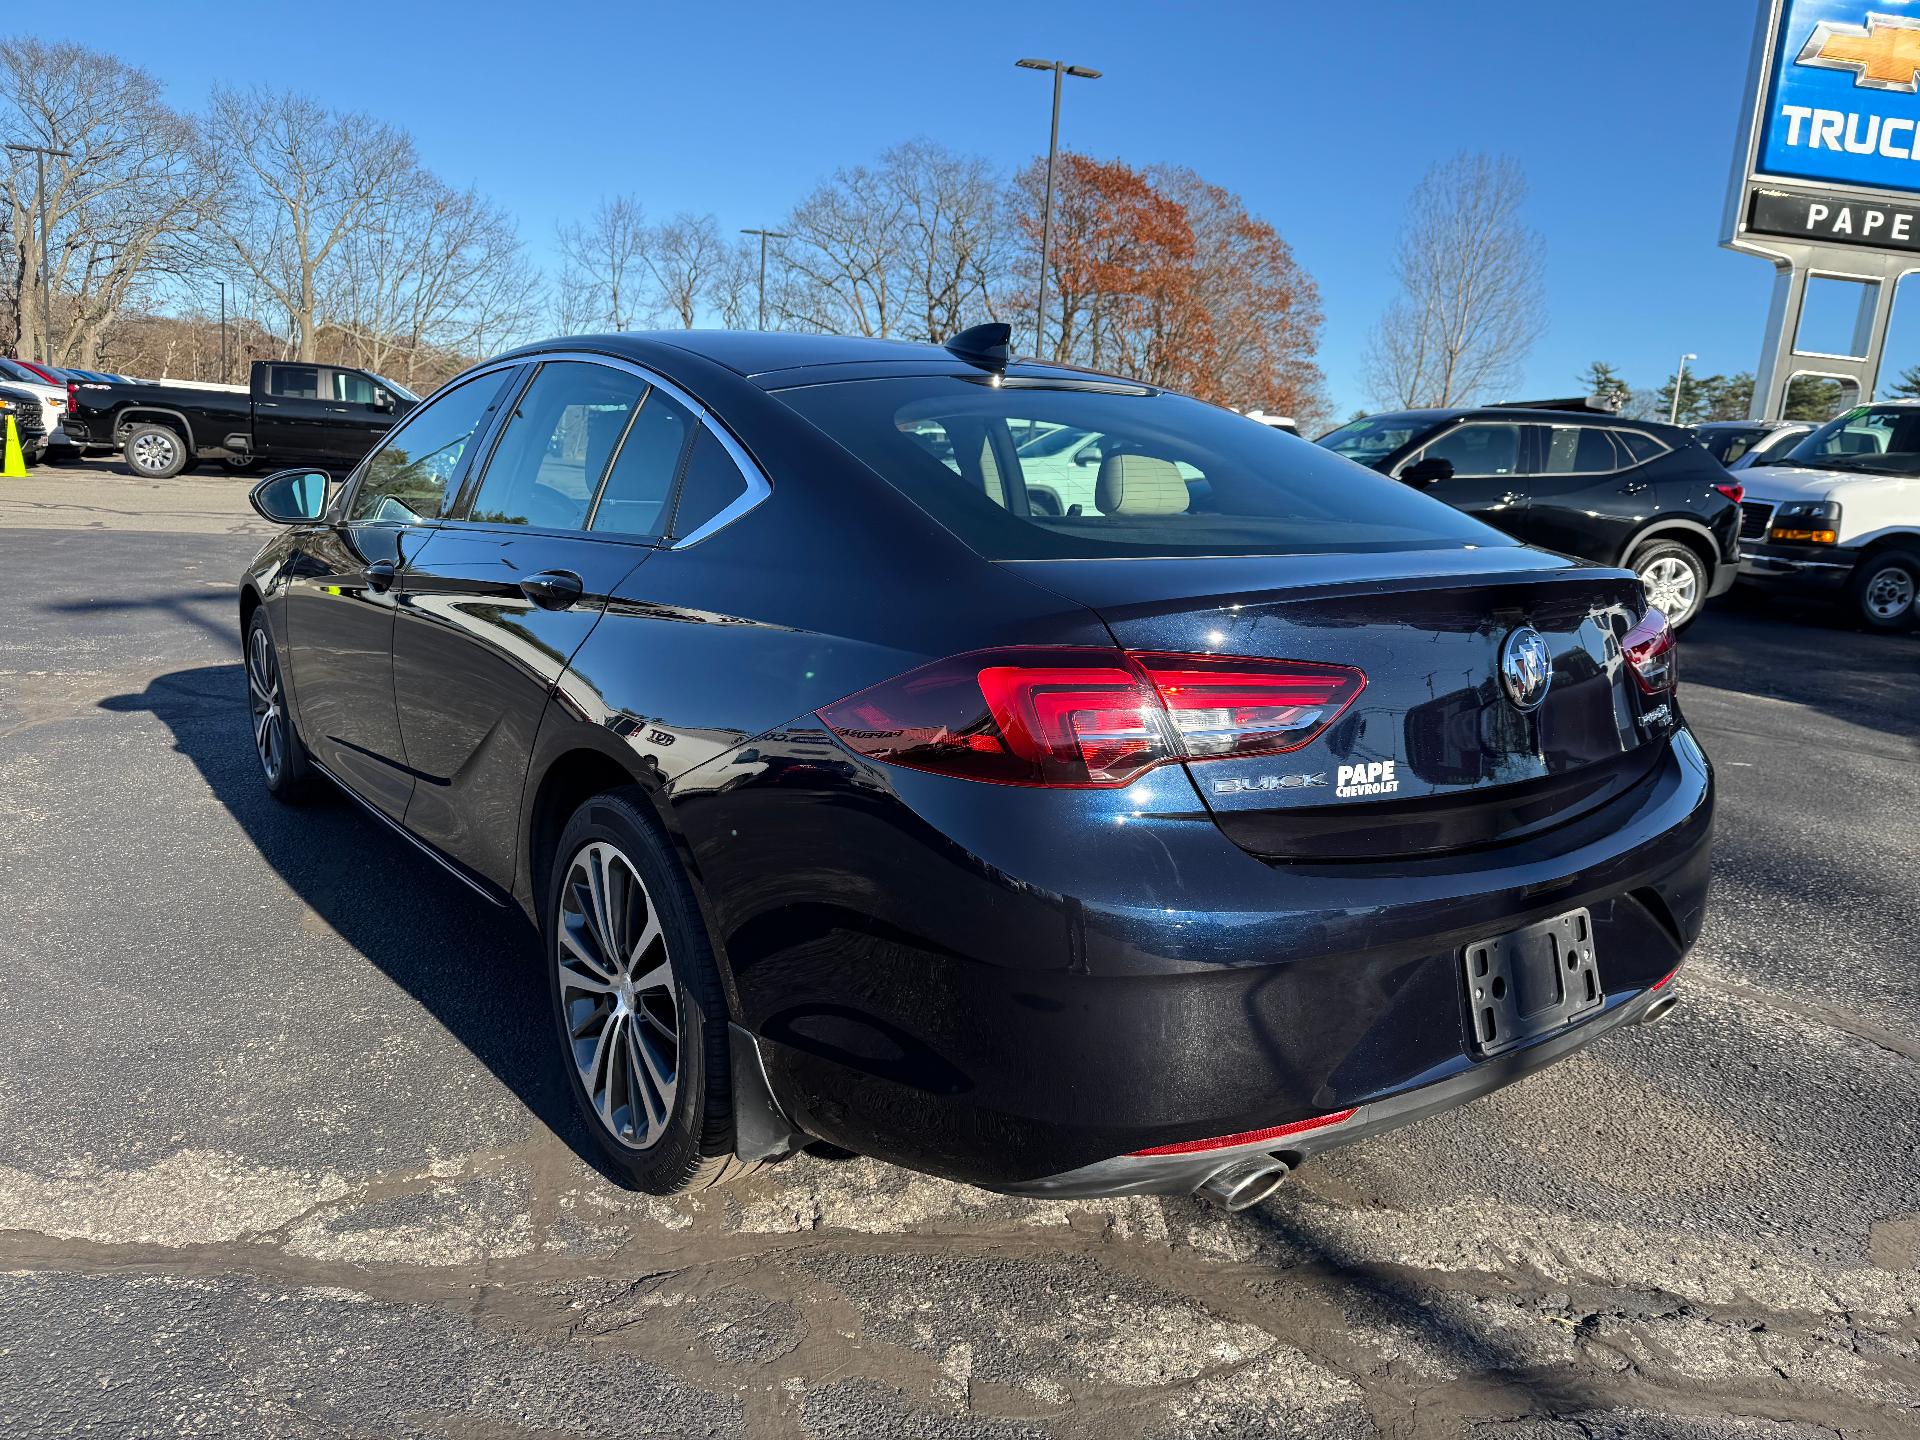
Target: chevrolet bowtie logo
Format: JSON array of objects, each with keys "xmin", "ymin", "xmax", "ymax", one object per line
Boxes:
[{"xmin": 1799, "ymin": 11, "xmax": 1920, "ymax": 92}]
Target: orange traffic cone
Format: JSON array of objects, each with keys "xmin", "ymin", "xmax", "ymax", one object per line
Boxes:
[{"xmin": 1, "ymin": 414, "xmax": 27, "ymax": 477}]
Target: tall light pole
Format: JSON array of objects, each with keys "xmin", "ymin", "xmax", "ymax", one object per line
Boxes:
[
  {"xmin": 1015, "ymin": 58, "xmax": 1101, "ymax": 361},
  {"xmin": 1669, "ymin": 351, "xmax": 1698, "ymax": 425},
  {"xmin": 217, "ymin": 279, "xmax": 229, "ymax": 382},
  {"xmin": 739, "ymin": 227, "xmax": 790, "ymax": 331},
  {"xmin": 6, "ymin": 142, "xmax": 73, "ymax": 364}
]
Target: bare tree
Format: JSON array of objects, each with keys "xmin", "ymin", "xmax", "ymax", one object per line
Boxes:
[
  {"xmin": 0, "ymin": 40, "xmax": 213, "ymax": 365},
  {"xmin": 644, "ymin": 213, "xmax": 727, "ymax": 329},
  {"xmin": 1363, "ymin": 153, "xmax": 1544, "ymax": 409},
  {"xmin": 201, "ymin": 86, "xmax": 416, "ymax": 361},
  {"xmin": 890, "ymin": 140, "xmax": 1003, "ymax": 343},
  {"xmin": 329, "ymin": 177, "xmax": 541, "ymax": 387},
  {"xmin": 555, "ymin": 195, "xmax": 649, "ymax": 331},
  {"xmin": 778, "ymin": 160, "xmax": 904, "ymax": 336},
  {"xmin": 778, "ymin": 141, "xmax": 1004, "ymax": 342},
  {"xmin": 706, "ymin": 237, "xmax": 763, "ymax": 329}
]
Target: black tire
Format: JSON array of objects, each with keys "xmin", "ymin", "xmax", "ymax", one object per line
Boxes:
[
  {"xmin": 544, "ymin": 788, "xmax": 757, "ymax": 1194},
  {"xmin": 1628, "ymin": 538, "xmax": 1710, "ymax": 629},
  {"xmin": 245, "ymin": 609, "xmax": 318, "ymax": 803},
  {"xmin": 1848, "ymin": 549, "xmax": 1920, "ymax": 633},
  {"xmin": 123, "ymin": 421, "xmax": 188, "ymax": 479},
  {"xmin": 222, "ymin": 455, "xmax": 258, "ymax": 474}
]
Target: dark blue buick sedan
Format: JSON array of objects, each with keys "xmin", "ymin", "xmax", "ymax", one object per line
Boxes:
[{"xmin": 238, "ymin": 326, "xmax": 1709, "ymax": 1210}]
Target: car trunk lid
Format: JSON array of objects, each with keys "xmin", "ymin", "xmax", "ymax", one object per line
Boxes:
[{"xmin": 1004, "ymin": 547, "xmax": 1674, "ymax": 861}]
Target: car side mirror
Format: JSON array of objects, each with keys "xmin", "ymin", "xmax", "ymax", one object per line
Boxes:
[
  {"xmin": 1400, "ymin": 455, "xmax": 1454, "ymax": 487},
  {"xmin": 371, "ymin": 388, "xmax": 394, "ymax": 413},
  {"xmin": 1074, "ymin": 447, "xmax": 1100, "ymax": 466},
  {"xmin": 249, "ymin": 468, "xmax": 332, "ymax": 525}
]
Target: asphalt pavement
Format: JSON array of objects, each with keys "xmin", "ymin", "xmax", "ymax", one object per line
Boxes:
[{"xmin": 1, "ymin": 464, "xmax": 1916, "ymax": 1438}]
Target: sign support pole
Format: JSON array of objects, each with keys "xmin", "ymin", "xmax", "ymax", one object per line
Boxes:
[{"xmin": 1746, "ymin": 245, "xmax": 1909, "ymax": 419}]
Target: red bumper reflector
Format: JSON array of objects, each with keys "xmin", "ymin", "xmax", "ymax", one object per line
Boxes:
[
  {"xmin": 1651, "ymin": 967, "xmax": 1680, "ymax": 991},
  {"xmin": 1128, "ymin": 1107, "xmax": 1358, "ymax": 1157}
]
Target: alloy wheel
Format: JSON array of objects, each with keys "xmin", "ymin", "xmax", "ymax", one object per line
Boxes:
[
  {"xmin": 556, "ymin": 840, "xmax": 679, "ymax": 1150},
  {"xmin": 1639, "ymin": 555, "xmax": 1699, "ymax": 624},
  {"xmin": 1863, "ymin": 564, "xmax": 1916, "ymax": 621},
  {"xmin": 246, "ymin": 625, "xmax": 284, "ymax": 785},
  {"xmin": 130, "ymin": 430, "xmax": 177, "ymax": 475}
]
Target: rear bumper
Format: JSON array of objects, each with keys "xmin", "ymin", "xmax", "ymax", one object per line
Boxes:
[
  {"xmin": 686, "ymin": 724, "xmax": 1715, "ymax": 1194},
  {"xmin": 1005, "ymin": 975, "xmax": 1679, "ymax": 1198}
]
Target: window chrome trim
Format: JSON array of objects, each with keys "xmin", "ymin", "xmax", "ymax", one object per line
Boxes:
[{"xmin": 452, "ymin": 347, "xmax": 771, "ymax": 549}]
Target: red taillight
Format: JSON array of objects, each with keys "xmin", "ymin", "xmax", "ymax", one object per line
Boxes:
[
  {"xmin": 1128, "ymin": 1107, "xmax": 1357, "ymax": 1157},
  {"xmin": 816, "ymin": 647, "xmax": 1367, "ymax": 788},
  {"xmin": 1621, "ymin": 607, "xmax": 1676, "ymax": 695},
  {"xmin": 1132, "ymin": 652, "xmax": 1365, "ymax": 761},
  {"xmin": 66, "ymin": 381, "xmax": 78, "ymax": 410},
  {"xmin": 1715, "ymin": 481, "xmax": 1744, "ymax": 504}
]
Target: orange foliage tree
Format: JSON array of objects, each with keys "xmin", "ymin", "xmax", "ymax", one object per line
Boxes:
[{"xmin": 1009, "ymin": 154, "xmax": 1325, "ymax": 425}]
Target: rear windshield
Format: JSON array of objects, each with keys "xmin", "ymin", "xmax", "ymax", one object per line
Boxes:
[{"xmin": 773, "ymin": 376, "xmax": 1506, "ymax": 560}]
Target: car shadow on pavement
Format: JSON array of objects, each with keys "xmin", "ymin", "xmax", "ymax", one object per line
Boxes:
[
  {"xmin": 1243, "ymin": 1200, "xmax": 1619, "ymax": 1421},
  {"xmin": 100, "ymin": 662, "xmax": 624, "ymax": 1185}
]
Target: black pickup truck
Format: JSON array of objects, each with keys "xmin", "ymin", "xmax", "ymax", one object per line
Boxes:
[{"xmin": 65, "ymin": 360, "xmax": 419, "ymax": 478}]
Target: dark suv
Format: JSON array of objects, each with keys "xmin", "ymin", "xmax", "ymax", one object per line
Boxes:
[{"xmin": 1319, "ymin": 408, "xmax": 1741, "ymax": 626}]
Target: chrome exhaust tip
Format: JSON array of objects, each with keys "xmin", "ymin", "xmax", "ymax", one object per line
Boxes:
[
  {"xmin": 1197, "ymin": 1157, "xmax": 1290, "ymax": 1211},
  {"xmin": 1640, "ymin": 991, "xmax": 1679, "ymax": 1026}
]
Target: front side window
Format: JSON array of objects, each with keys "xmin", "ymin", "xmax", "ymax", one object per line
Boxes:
[
  {"xmin": 330, "ymin": 370, "xmax": 376, "ymax": 405},
  {"xmin": 775, "ymin": 377, "xmax": 1504, "ymax": 560},
  {"xmin": 1316, "ymin": 414, "xmax": 1423, "ymax": 466},
  {"xmin": 468, "ymin": 361, "xmax": 646, "ymax": 530},
  {"xmin": 347, "ymin": 369, "xmax": 511, "ymax": 523},
  {"xmin": 270, "ymin": 365, "xmax": 320, "ymax": 400},
  {"xmin": 1419, "ymin": 422, "xmax": 1522, "ymax": 478}
]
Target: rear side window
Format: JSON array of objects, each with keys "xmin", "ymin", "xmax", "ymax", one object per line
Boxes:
[
  {"xmin": 591, "ymin": 387, "xmax": 694, "ymax": 538},
  {"xmin": 668, "ymin": 429, "xmax": 749, "ymax": 539},
  {"xmin": 774, "ymin": 376, "xmax": 1505, "ymax": 560},
  {"xmin": 1538, "ymin": 424, "xmax": 1623, "ymax": 474},
  {"xmin": 468, "ymin": 361, "xmax": 646, "ymax": 530},
  {"xmin": 1617, "ymin": 430, "xmax": 1669, "ymax": 465},
  {"xmin": 269, "ymin": 365, "xmax": 320, "ymax": 400},
  {"xmin": 347, "ymin": 370, "xmax": 510, "ymax": 523}
]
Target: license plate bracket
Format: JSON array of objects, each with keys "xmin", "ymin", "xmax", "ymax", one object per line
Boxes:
[{"xmin": 1462, "ymin": 908, "xmax": 1603, "ymax": 1057}]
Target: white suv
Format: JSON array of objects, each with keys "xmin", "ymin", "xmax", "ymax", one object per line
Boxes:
[
  {"xmin": 1737, "ymin": 401, "xmax": 1920, "ymax": 631},
  {"xmin": 0, "ymin": 358, "xmax": 69, "ymax": 453}
]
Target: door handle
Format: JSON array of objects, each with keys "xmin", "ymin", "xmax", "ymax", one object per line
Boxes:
[
  {"xmin": 1619, "ymin": 481, "xmax": 1649, "ymax": 495},
  {"xmin": 519, "ymin": 569, "xmax": 584, "ymax": 611},
  {"xmin": 364, "ymin": 559, "xmax": 397, "ymax": 592}
]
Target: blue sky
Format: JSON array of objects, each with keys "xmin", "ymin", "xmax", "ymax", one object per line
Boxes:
[{"xmin": 45, "ymin": 0, "xmax": 1920, "ymax": 413}]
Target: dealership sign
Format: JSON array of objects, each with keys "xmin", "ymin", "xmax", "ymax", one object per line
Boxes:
[
  {"xmin": 1726, "ymin": 2, "xmax": 1920, "ymax": 416},
  {"xmin": 1759, "ymin": 6, "xmax": 1920, "ymax": 194}
]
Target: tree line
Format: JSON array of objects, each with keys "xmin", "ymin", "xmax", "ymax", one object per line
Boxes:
[
  {"xmin": 1, "ymin": 37, "xmax": 1571, "ymax": 429},
  {"xmin": 1576, "ymin": 360, "xmax": 1861, "ymax": 426},
  {"xmin": 0, "ymin": 38, "xmax": 1339, "ymax": 421}
]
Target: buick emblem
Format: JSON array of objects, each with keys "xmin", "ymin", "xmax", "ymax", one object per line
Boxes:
[{"xmin": 1499, "ymin": 626, "xmax": 1553, "ymax": 711}]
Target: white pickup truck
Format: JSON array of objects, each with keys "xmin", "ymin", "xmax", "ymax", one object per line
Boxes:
[{"xmin": 1736, "ymin": 401, "xmax": 1920, "ymax": 632}]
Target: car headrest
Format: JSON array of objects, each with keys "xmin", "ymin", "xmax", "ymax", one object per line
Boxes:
[{"xmin": 1095, "ymin": 454, "xmax": 1188, "ymax": 515}]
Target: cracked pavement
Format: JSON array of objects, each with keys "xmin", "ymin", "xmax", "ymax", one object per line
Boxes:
[{"xmin": 1, "ymin": 465, "xmax": 1916, "ymax": 1437}]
